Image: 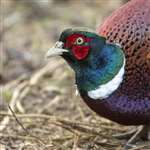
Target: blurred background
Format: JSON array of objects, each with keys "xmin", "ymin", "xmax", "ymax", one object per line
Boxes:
[{"xmin": 0, "ymin": 0, "xmax": 134, "ymax": 149}]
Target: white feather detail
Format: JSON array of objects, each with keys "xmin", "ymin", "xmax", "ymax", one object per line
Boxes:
[
  {"xmin": 74, "ymin": 84, "xmax": 79, "ymax": 96},
  {"xmin": 88, "ymin": 59, "xmax": 125, "ymax": 100},
  {"xmin": 75, "ymin": 89, "xmax": 79, "ymax": 96}
]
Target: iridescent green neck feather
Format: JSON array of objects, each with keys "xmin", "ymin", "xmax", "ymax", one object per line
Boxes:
[
  {"xmin": 60, "ymin": 29, "xmax": 125, "ymax": 92},
  {"xmin": 75, "ymin": 42, "xmax": 125, "ymax": 91}
]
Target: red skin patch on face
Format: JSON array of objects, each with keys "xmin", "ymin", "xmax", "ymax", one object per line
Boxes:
[
  {"xmin": 72, "ymin": 45, "xmax": 89, "ymax": 60},
  {"xmin": 64, "ymin": 34, "xmax": 91, "ymax": 60}
]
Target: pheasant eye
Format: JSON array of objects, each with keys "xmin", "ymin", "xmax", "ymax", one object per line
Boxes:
[{"xmin": 75, "ymin": 37, "xmax": 84, "ymax": 45}]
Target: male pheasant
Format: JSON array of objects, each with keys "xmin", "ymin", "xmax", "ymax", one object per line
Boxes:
[{"xmin": 46, "ymin": 0, "xmax": 150, "ymax": 149}]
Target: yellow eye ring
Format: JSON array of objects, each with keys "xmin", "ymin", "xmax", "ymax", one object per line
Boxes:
[{"xmin": 76, "ymin": 37, "xmax": 84, "ymax": 45}]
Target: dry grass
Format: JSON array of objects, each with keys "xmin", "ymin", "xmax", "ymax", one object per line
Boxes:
[{"xmin": 1, "ymin": 0, "xmax": 150, "ymax": 149}]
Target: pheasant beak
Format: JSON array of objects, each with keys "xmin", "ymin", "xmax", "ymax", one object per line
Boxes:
[{"xmin": 46, "ymin": 41, "xmax": 68, "ymax": 58}]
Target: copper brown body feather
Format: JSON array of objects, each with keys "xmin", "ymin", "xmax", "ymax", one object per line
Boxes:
[{"xmin": 97, "ymin": 0, "xmax": 150, "ymax": 98}]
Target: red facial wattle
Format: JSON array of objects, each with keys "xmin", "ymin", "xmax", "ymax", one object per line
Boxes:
[
  {"xmin": 64, "ymin": 34, "xmax": 91, "ymax": 60},
  {"xmin": 72, "ymin": 45, "xmax": 89, "ymax": 60}
]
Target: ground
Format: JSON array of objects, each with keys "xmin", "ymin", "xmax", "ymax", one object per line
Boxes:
[{"xmin": 1, "ymin": 0, "xmax": 150, "ymax": 149}]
